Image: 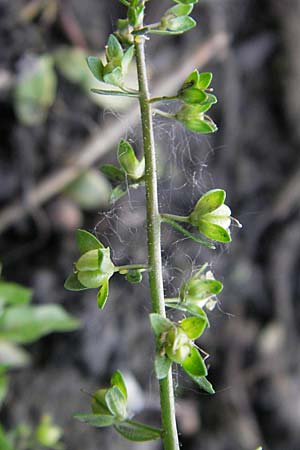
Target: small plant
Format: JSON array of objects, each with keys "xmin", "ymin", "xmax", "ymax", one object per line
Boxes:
[{"xmin": 65, "ymin": 1, "xmax": 242, "ymax": 449}]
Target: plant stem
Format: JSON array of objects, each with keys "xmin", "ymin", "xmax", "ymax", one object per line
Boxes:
[
  {"xmin": 161, "ymin": 213, "xmax": 190, "ymax": 223},
  {"xmin": 114, "ymin": 264, "xmax": 148, "ymax": 272},
  {"xmin": 153, "ymin": 109, "xmax": 175, "ymax": 119},
  {"xmin": 134, "ymin": 36, "xmax": 180, "ymax": 450},
  {"xmin": 149, "ymin": 96, "xmax": 178, "ymax": 103}
]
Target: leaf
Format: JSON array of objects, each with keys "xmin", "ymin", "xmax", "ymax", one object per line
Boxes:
[
  {"xmin": 121, "ymin": 46, "xmax": 134, "ymax": 74},
  {"xmin": 64, "ymin": 273, "xmax": 88, "ymax": 291},
  {"xmin": 198, "ymin": 72, "xmax": 213, "ymax": 89},
  {"xmin": 184, "ymin": 117, "xmax": 218, "ymax": 133},
  {"xmin": 117, "ymin": 140, "xmax": 144, "ymax": 180},
  {"xmin": 193, "ymin": 189, "xmax": 226, "ymax": 216},
  {"xmin": 111, "ymin": 370, "xmax": 127, "ymax": 400},
  {"xmin": 166, "ymin": 16, "xmax": 196, "ymax": 33},
  {"xmin": 186, "ymin": 374, "xmax": 215, "ymax": 394},
  {"xmin": 103, "ymin": 67, "xmax": 123, "ymax": 88},
  {"xmin": 114, "ymin": 420, "xmax": 161, "ymax": 442},
  {"xmin": 97, "ymin": 279, "xmax": 109, "ymax": 310},
  {"xmin": 180, "ymin": 317, "xmax": 208, "ymax": 340},
  {"xmin": 154, "ymin": 353, "xmax": 172, "ymax": 380},
  {"xmin": 149, "ymin": 313, "xmax": 173, "ymax": 336},
  {"xmin": 0, "ymin": 424, "xmax": 13, "ymax": 450},
  {"xmin": 0, "ymin": 305, "xmax": 79, "ymax": 344},
  {"xmin": 65, "ymin": 169, "xmax": 111, "ymax": 210},
  {"xmin": 166, "ymin": 4, "xmax": 193, "ymax": 16},
  {"xmin": 0, "ymin": 282, "xmax": 32, "ymax": 306},
  {"xmin": 105, "ymin": 386, "xmax": 127, "ymax": 419},
  {"xmin": 182, "ymin": 347, "xmax": 207, "ymax": 377},
  {"xmin": 13, "ymin": 55, "xmax": 57, "ymax": 126},
  {"xmin": 86, "ymin": 56, "xmax": 104, "ymax": 81},
  {"xmin": 91, "ymin": 389, "xmax": 110, "ymax": 414},
  {"xmin": 198, "ymin": 220, "xmax": 232, "ymax": 243},
  {"xmin": 179, "ymin": 88, "xmax": 207, "ymax": 105},
  {"xmin": 0, "ymin": 340, "xmax": 30, "ymax": 368},
  {"xmin": 162, "ymin": 217, "xmax": 215, "ymax": 249},
  {"xmin": 106, "ymin": 35, "xmax": 124, "ymax": 62},
  {"xmin": 181, "ymin": 279, "xmax": 223, "ymax": 302},
  {"xmin": 74, "ymin": 413, "xmax": 117, "ymax": 427},
  {"xmin": 76, "ymin": 229, "xmax": 104, "ymax": 254},
  {"xmin": 101, "ymin": 164, "xmax": 125, "ymax": 182},
  {"xmin": 165, "ymin": 301, "xmax": 209, "ymax": 323},
  {"xmin": 111, "ymin": 185, "xmax": 127, "ymax": 202}
]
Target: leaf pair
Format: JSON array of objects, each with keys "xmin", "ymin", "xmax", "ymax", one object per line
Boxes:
[
  {"xmin": 150, "ymin": 3, "xmax": 197, "ymax": 35},
  {"xmin": 87, "ymin": 35, "xmax": 134, "ymax": 89},
  {"xmin": 150, "ymin": 314, "xmax": 213, "ymax": 393},
  {"xmin": 101, "ymin": 140, "xmax": 145, "ymax": 203},
  {"xmin": 75, "ymin": 370, "xmax": 161, "ymax": 442}
]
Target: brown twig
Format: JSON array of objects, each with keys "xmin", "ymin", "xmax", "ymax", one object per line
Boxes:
[{"xmin": 0, "ymin": 33, "xmax": 228, "ymax": 234}]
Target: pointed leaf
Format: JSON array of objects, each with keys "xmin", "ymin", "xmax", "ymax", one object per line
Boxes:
[
  {"xmin": 76, "ymin": 229, "xmax": 104, "ymax": 254},
  {"xmin": 106, "ymin": 35, "xmax": 124, "ymax": 62},
  {"xmin": 97, "ymin": 279, "xmax": 109, "ymax": 309},
  {"xmin": 184, "ymin": 117, "xmax": 218, "ymax": 133},
  {"xmin": 105, "ymin": 386, "xmax": 127, "ymax": 419},
  {"xmin": 155, "ymin": 354, "xmax": 172, "ymax": 380},
  {"xmin": 101, "ymin": 164, "xmax": 125, "ymax": 182},
  {"xmin": 114, "ymin": 421, "xmax": 161, "ymax": 442},
  {"xmin": 182, "ymin": 347, "xmax": 207, "ymax": 376},
  {"xmin": 166, "ymin": 4, "xmax": 193, "ymax": 16},
  {"xmin": 187, "ymin": 374, "xmax": 215, "ymax": 394},
  {"xmin": 91, "ymin": 389, "xmax": 111, "ymax": 415},
  {"xmin": 180, "ymin": 317, "xmax": 207, "ymax": 340},
  {"xmin": 74, "ymin": 413, "xmax": 116, "ymax": 427},
  {"xmin": 103, "ymin": 67, "xmax": 123, "ymax": 88},
  {"xmin": 149, "ymin": 313, "xmax": 173, "ymax": 336},
  {"xmin": 197, "ymin": 72, "xmax": 213, "ymax": 89},
  {"xmin": 86, "ymin": 56, "xmax": 104, "ymax": 81},
  {"xmin": 198, "ymin": 220, "xmax": 232, "ymax": 243},
  {"xmin": 0, "ymin": 282, "xmax": 32, "ymax": 306},
  {"xmin": 122, "ymin": 46, "xmax": 134, "ymax": 74},
  {"xmin": 179, "ymin": 88, "xmax": 207, "ymax": 105},
  {"xmin": 166, "ymin": 16, "xmax": 196, "ymax": 33},
  {"xmin": 64, "ymin": 273, "xmax": 88, "ymax": 291},
  {"xmin": 111, "ymin": 370, "xmax": 127, "ymax": 400}
]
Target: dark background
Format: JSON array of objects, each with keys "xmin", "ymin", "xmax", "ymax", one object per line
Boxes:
[{"xmin": 1, "ymin": 0, "xmax": 300, "ymax": 449}]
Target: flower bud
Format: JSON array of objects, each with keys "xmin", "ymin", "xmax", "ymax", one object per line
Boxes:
[
  {"xmin": 165, "ymin": 327, "xmax": 192, "ymax": 364},
  {"xmin": 75, "ymin": 248, "xmax": 114, "ymax": 288}
]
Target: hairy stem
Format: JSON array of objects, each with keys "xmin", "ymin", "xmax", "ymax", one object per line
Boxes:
[{"xmin": 135, "ymin": 36, "xmax": 180, "ymax": 450}]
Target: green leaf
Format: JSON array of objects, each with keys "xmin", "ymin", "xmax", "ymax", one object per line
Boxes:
[
  {"xmin": 103, "ymin": 67, "xmax": 123, "ymax": 88},
  {"xmin": 179, "ymin": 88, "xmax": 207, "ymax": 105},
  {"xmin": 187, "ymin": 374, "xmax": 215, "ymax": 394},
  {"xmin": 125, "ymin": 270, "xmax": 143, "ymax": 284},
  {"xmin": 193, "ymin": 189, "xmax": 226, "ymax": 216},
  {"xmin": 111, "ymin": 370, "xmax": 127, "ymax": 400},
  {"xmin": 65, "ymin": 170, "xmax": 111, "ymax": 210},
  {"xmin": 166, "ymin": 16, "xmax": 196, "ymax": 33},
  {"xmin": 184, "ymin": 117, "xmax": 218, "ymax": 133},
  {"xmin": 198, "ymin": 72, "xmax": 213, "ymax": 89},
  {"xmin": 0, "ymin": 305, "xmax": 79, "ymax": 344},
  {"xmin": 86, "ymin": 56, "xmax": 104, "ymax": 81},
  {"xmin": 122, "ymin": 46, "xmax": 135, "ymax": 74},
  {"xmin": 154, "ymin": 354, "xmax": 172, "ymax": 380},
  {"xmin": 91, "ymin": 389, "xmax": 111, "ymax": 415},
  {"xmin": 111, "ymin": 185, "xmax": 127, "ymax": 202},
  {"xmin": 105, "ymin": 386, "xmax": 127, "ymax": 419},
  {"xmin": 180, "ymin": 317, "xmax": 207, "ymax": 340},
  {"xmin": 182, "ymin": 347, "xmax": 207, "ymax": 376},
  {"xmin": 174, "ymin": 0, "xmax": 198, "ymax": 4},
  {"xmin": 114, "ymin": 421, "xmax": 161, "ymax": 442},
  {"xmin": 76, "ymin": 229, "xmax": 104, "ymax": 254},
  {"xmin": 101, "ymin": 164, "xmax": 125, "ymax": 182},
  {"xmin": 165, "ymin": 301, "xmax": 209, "ymax": 322},
  {"xmin": 166, "ymin": 4, "xmax": 193, "ymax": 16},
  {"xmin": 97, "ymin": 279, "xmax": 109, "ymax": 309},
  {"xmin": 74, "ymin": 413, "xmax": 117, "ymax": 427},
  {"xmin": 64, "ymin": 273, "xmax": 88, "ymax": 291},
  {"xmin": 198, "ymin": 220, "xmax": 232, "ymax": 243},
  {"xmin": 149, "ymin": 313, "xmax": 173, "ymax": 336},
  {"xmin": 106, "ymin": 35, "xmax": 124, "ymax": 62},
  {"xmin": 0, "ymin": 424, "xmax": 13, "ymax": 450},
  {"xmin": 0, "ymin": 282, "xmax": 32, "ymax": 306},
  {"xmin": 0, "ymin": 340, "xmax": 30, "ymax": 368},
  {"xmin": 162, "ymin": 217, "xmax": 215, "ymax": 249},
  {"xmin": 181, "ymin": 279, "xmax": 223, "ymax": 302}
]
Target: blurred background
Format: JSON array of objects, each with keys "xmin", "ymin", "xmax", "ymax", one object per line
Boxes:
[{"xmin": 1, "ymin": 0, "xmax": 300, "ymax": 449}]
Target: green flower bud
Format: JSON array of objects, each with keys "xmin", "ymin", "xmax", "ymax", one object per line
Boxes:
[
  {"xmin": 75, "ymin": 248, "xmax": 115, "ymax": 288},
  {"xmin": 165, "ymin": 327, "xmax": 192, "ymax": 364},
  {"xmin": 180, "ymin": 269, "xmax": 223, "ymax": 310}
]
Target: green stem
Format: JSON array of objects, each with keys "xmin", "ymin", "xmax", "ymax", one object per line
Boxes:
[
  {"xmin": 161, "ymin": 213, "xmax": 190, "ymax": 223},
  {"xmin": 134, "ymin": 36, "xmax": 180, "ymax": 450},
  {"xmin": 153, "ymin": 109, "xmax": 175, "ymax": 120},
  {"xmin": 114, "ymin": 264, "xmax": 149, "ymax": 272},
  {"xmin": 149, "ymin": 96, "xmax": 178, "ymax": 104},
  {"xmin": 91, "ymin": 89, "xmax": 139, "ymax": 97}
]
